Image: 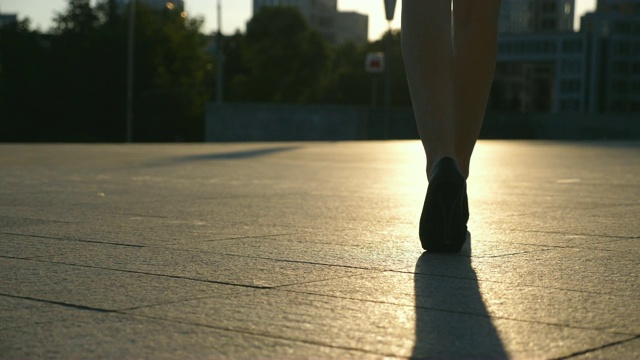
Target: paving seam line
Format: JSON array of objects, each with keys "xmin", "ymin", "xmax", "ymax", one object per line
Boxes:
[{"xmin": 552, "ymin": 334, "xmax": 640, "ymax": 359}]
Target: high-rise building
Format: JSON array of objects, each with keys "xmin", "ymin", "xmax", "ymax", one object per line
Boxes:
[
  {"xmin": 499, "ymin": 0, "xmax": 533, "ymax": 33},
  {"xmin": 499, "ymin": 0, "xmax": 575, "ymax": 33},
  {"xmin": 494, "ymin": 32, "xmax": 588, "ymax": 112},
  {"xmin": 334, "ymin": 11, "xmax": 368, "ymax": 44},
  {"xmin": 597, "ymin": 0, "xmax": 640, "ymax": 14},
  {"xmin": 117, "ymin": 0, "xmax": 185, "ymax": 12},
  {"xmin": 253, "ymin": 0, "xmax": 336, "ymax": 17},
  {"xmin": 0, "ymin": 13, "xmax": 18, "ymax": 28},
  {"xmin": 532, "ymin": 0, "xmax": 575, "ymax": 31},
  {"xmin": 493, "ymin": 0, "xmax": 640, "ymax": 113},
  {"xmin": 252, "ymin": 0, "xmax": 368, "ymax": 44},
  {"xmin": 495, "ymin": 1, "xmax": 578, "ymax": 112},
  {"xmin": 581, "ymin": 0, "xmax": 640, "ymax": 112}
]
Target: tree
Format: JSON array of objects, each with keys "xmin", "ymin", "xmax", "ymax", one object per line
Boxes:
[
  {"xmin": 130, "ymin": 3, "xmax": 209, "ymax": 141},
  {"xmin": 46, "ymin": 0, "xmax": 112, "ymax": 141},
  {"xmin": 0, "ymin": 0, "xmax": 212, "ymax": 142},
  {"xmin": 0, "ymin": 19, "xmax": 50, "ymax": 141},
  {"xmin": 231, "ymin": 6, "xmax": 330, "ymax": 103},
  {"xmin": 53, "ymin": 0, "xmax": 99, "ymax": 36},
  {"xmin": 219, "ymin": 31, "xmax": 247, "ymax": 102},
  {"xmin": 364, "ymin": 30, "xmax": 411, "ymax": 107},
  {"xmin": 322, "ymin": 40, "xmax": 370, "ymax": 105},
  {"xmin": 317, "ymin": 30, "xmax": 410, "ymax": 107}
]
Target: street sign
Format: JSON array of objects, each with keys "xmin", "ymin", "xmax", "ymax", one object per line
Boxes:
[
  {"xmin": 365, "ymin": 52, "xmax": 385, "ymax": 73},
  {"xmin": 384, "ymin": 0, "xmax": 397, "ymax": 21}
]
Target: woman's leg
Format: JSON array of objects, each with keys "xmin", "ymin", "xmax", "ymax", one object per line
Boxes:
[
  {"xmin": 402, "ymin": 0, "xmax": 501, "ymax": 251},
  {"xmin": 402, "ymin": 0, "xmax": 464, "ymax": 251},
  {"xmin": 452, "ymin": 0, "xmax": 501, "ymax": 178},
  {"xmin": 402, "ymin": 0, "xmax": 501, "ymax": 178},
  {"xmin": 401, "ymin": 0, "xmax": 455, "ymax": 180}
]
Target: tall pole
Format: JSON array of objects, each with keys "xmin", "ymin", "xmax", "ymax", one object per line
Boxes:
[
  {"xmin": 383, "ymin": 21, "xmax": 392, "ymax": 139},
  {"xmin": 382, "ymin": 0, "xmax": 396, "ymax": 140},
  {"xmin": 126, "ymin": 0, "xmax": 136, "ymax": 143},
  {"xmin": 216, "ymin": 0, "xmax": 224, "ymax": 104}
]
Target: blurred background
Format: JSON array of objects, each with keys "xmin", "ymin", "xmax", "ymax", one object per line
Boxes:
[{"xmin": 1, "ymin": 0, "xmax": 638, "ymax": 142}]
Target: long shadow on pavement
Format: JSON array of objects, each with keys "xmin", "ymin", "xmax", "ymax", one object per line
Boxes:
[
  {"xmin": 412, "ymin": 246, "xmax": 507, "ymax": 358},
  {"xmin": 171, "ymin": 146, "xmax": 301, "ymax": 162},
  {"xmin": 141, "ymin": 146, "xmax": 301, "ymax": 168}
]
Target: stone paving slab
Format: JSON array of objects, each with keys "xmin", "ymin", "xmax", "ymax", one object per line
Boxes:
[
  {"xmin": 572, "ymin": 337, "xmax": 640, "ymax": 359},
  {"xmin": 0, "ymin": 214, "xmax": 302, "ymax": 247},
  {"xmin": 127, "ymin": 288, "xmax": 629, "ymax": 359},
  {"xmin": 285, "ymin": 267, "xmax": 639, "ymax": 334},
  {"xmin": 1, "ymin": 258, "xmax": 240, "ymax": 311},
  {"xmin": 30, "ymin": 241, "xmax": 372, "ymax": 288},
  {"xmin": 0, "ymin": 311, "xmax": 384, "ymax": 359},
  {"xmin": 0, "ymin": 296, "xmax": 83, "ymax": 331},
  {"xmin": 0, "ymin": 141, "xmax": 639, "ymax": 359},
  {"xmin": 177, "ymin": 233, "xmax": 550, "ymax": 271}
]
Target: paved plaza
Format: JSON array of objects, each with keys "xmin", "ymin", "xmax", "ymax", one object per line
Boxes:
[{"xmin": 1, "ymin": 140, "xmax": 639, "ymax": 359}]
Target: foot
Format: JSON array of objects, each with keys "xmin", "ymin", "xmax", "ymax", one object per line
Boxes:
[{"xmin": 419, "ymin": 157, "xmax": 468, "ymax": 252}]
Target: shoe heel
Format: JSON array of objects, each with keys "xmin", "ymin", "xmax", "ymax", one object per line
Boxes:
[
  {"xmin": 436, "ymin": 184, "xmax": 464, "ymax": 249},
  {"xmin": 419, "ymin": 157, "xmax": 468, "ymax": 252}
]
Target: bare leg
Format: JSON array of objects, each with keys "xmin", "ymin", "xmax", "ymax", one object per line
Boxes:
[
  {"xmin": 402, "ymin": 0, "xmax": 500, "ymax": 179},
  {"xmin": 402, "ymin": 0, "xmax": 501, "ymax": 251},
  {"xmin": 401, "ymin": 0, "xmax": 455, "ymax": 180},
  {"xmin": 453, "ymin": 0, "xmax": 501, "ymax": 178}
]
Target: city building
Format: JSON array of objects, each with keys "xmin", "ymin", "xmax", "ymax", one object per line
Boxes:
[
  {"xmin": 116, "ymin": 0, "xmax": 185, "ymax": 12},
  {"xmin": 252, "ymin": 0, "xmax": 368, "ymax": 45},
  {"xmin": 581, "ymin": 1, "xmax": 640, "ymax": 112},
  {"xmin": 0, "ymin": 12, "xmax": 18, "ymax": 28},
  {"xmin": 499, "ymin": 0, "xmax": 575, "ymax": 33},
  {"xmin": 492, "ymin": 0, "xmax": 640, "ymax": 113},
  {"xmin": 334, "ymin": 11, "xmax": 368, "ymax": 44},
  {"xmin": 494, "ymin": 32, "xmax": 588, "ymax": 112},
  {"xmin": 597, "ymin": 0, "xmax": 640, "ymax": 14}
]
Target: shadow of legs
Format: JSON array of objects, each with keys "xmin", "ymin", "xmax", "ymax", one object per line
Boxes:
[{"xmin": 412, "ymin": 250, "xmax": 507, "ymax": 358}]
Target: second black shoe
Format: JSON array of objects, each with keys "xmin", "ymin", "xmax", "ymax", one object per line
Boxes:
[{"xmin": 419, "ymin": 157, "xmax": 467, "ymax": 252}]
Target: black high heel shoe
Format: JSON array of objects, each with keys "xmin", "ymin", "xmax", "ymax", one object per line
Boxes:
[{"xmin": 419, "ymin": 157, "xmax": 468, "ymax": 252}]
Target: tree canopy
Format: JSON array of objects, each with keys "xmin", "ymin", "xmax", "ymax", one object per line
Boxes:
[
  {"xmin": 0, "ymin": 2, "xmax": 411, "ymax": 142},
  {"xmin": 1, "ymin": 0, "xmax": 210, "ymax": 141},
  {"xmin": 231, "ymin": 6, "xmax": 330, "ymax": 103}
]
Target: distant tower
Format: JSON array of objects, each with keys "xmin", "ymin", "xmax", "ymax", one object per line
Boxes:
[
  {"xmin": 596, "ymin": 0, "xmax": 640, "ymax": 14},
  {"xmin": 143, "ymin": 0, "xmax": 185, "ymax": 11},
  {"xmin": 0, "ymin": 13, "xmax": 18, "ymax": 28},
  {"xmin": 498, "ymin": 0, "xmax": 533, "ymax": 33},
  {"xmin": 253, "ymin": 0, "xmax": 336, "ymax": 18},
  {"xmin": 499, "ymin": 0, "xmax": 574, "ymax": 33},
  {"xmin": 252, "ymin": 0, "xmax": 367, "ymax": 44},
  {"xmin": 117, "ymin": 0, "xmax": 185, "ymax": 11}
]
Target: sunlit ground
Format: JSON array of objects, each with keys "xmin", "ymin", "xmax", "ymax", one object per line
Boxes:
[{"xmin": 0, "ymin": 140, "xmax": 638, "ymax": 358}]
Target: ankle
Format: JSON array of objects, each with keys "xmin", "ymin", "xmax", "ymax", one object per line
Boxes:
[{"xmin": 427, "ymin": 154, "xmax": 458, "ymax": 180}]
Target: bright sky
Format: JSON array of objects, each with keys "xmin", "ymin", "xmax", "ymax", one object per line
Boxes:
[{"xmin": 1, "ymin": 0, "xmax": 597, "ymax": 40}]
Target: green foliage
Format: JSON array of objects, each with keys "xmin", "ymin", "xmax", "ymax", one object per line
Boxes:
[
  {"xmin": 0, "ymin": 19, "xmax": 50, "ymax": 140},
  {"xmin": 222, "ymin": 13, "xmax": 410, "ymax": 107},
  {"xmin": 322, "ymin": 41, "xmax": 371, "ymax": 104},
  {"xmin": 131, "ymin": 3, "xmax": 209, "ymax": 141},
  {"xmin": 53, "ymin": 0, "xmax": 99, "ymax": 36},
  {"xmin": 230, "ymin": 6, "xmax": 330, "ymax": 103},
  {"xmin": 364, "ymin": 30, "xmax": 411, "ymax": 107},
  {"xmin": 0, "ymin": 0, "xmax": 210, "ymax": 141},
  {"xmin": 0, "ymin": 2, "xmax": 412, "ymax": 142}
]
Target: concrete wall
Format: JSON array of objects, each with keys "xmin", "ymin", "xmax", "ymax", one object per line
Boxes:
[
  {"xmin": 205, "ymin": 103, "xmax": 417, "ymax": 141},
  {"xmin": 205, "ymin": 102, "xmax": 640, "ymax": 141},
  {"xmin": 482, "ymin": 113, "xmax": 640, "ymax": 139}
]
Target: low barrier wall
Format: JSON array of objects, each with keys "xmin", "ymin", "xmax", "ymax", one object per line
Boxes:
[{"xmin": 205, "ymin": 103, "xmax": 639, "ymax": 141}]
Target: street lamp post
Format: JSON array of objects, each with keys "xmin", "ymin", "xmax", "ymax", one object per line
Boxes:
[
  {"xmin": 216, "ymin": 0, "xmax": 224, "ymax": 104},
  {"xmin": 383, "ymin": 0, "xmax": 397, "ymax": 139},
  {"xmin": 126, "ymin": 0, "xmax": 136, "ymax": 143}
]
